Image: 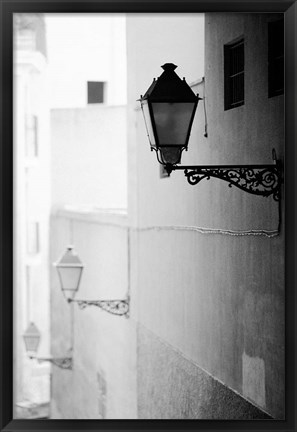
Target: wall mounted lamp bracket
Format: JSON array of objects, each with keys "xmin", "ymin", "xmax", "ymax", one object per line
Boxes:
[
  {"xmin": 23, "ymin": 322, "xmax": 73, "ymax": 370},
  {"xmin": 140, "ymin": 64, "xmax": 283, "ymax": 203},
  {"xmin": 68, "ymin": 297, "xmax": 130, "ymax": 317},
  {"xmin": 55, "ymin": 246, "xmax": 130, "ymax": 318},
  {"xmin": 166, "ymin": 149, "xmax": 282, "ymax": 201},
  {"xmin": 29, "ymin": 355, "xmax": 73, "ymax": 370}
]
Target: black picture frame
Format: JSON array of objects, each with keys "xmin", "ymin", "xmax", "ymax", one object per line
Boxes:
[{"xmin": 1, "ymin": 1, "xmax": 296, "ymax": 431}]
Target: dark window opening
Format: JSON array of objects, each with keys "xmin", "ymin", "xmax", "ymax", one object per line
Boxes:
[
  {"xmin": 268, "ymin": 18, "xmax": 284, "ymax": 98},
  {"xmin": 87, "ymin": 81, "xmax": 105, "ymax": 104},
  {"xmin": 224, "ymin": 38, "xmax": 244, "ymax": 110}
]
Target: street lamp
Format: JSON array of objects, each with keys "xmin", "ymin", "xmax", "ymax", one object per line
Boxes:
[
  {"xmin": 139, "ymin": 63, "xmax": 201, "ymax": 167},
  {"xmin": 54, "ymin": 245, "xmax": 84, "ymax": 301},
  {"xmin": 54, "ymin": 246, "xmax": 84, "ymax": 301},
  {"xmin": 22, "ymin": 321, "xmax": 40, "ymax": 355},
  {"xmin": 23, "ymin": 322, "xmax": 72, "ymax": 370},
  {"xmin": 54, "ymin": 246, "xmax": 129, "ymax": 317},
  {"xmin": 139, "ymin": 63, "xmax": 282, "ymax": 202}
]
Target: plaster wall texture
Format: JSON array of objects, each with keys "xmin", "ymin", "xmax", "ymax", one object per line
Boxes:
[
  {"xmin": 126, "ymin": 13, "xmax": 204, "ymax": 228},
  {"xmin": 126, "ymin": 13, "xmax": 284, "ymax": 418},
  {"xmin": 50, "ymin": 105, "xmax": 127, "ymax": 210},
  {"xmin": 204, "ymin": 13, "xmax": 284, "ymax": 164},
  {"xmin": 137, "ymin": 324, "xmax": 272, "ymax": 419},
  {"xmin": 50, "ymin": 209, "xmax": 137, "ymax": 419}
]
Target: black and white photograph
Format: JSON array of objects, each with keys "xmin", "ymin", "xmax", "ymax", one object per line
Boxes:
[{"xmin": 1, "ymin": 2, "xmax": 295, "ymax": 427}]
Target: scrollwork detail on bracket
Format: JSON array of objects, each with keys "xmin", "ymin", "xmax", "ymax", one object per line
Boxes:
[
  {"xmin": 37, "ymin": 357, "xmax": 73, "ymax": 370},
  {"xmin": 75, "ymin": 299, "xmax": 129, "ymax": 316},
  {"xmin": 184, "ymin": 166, "xmax": 281, "ymax": 201}
]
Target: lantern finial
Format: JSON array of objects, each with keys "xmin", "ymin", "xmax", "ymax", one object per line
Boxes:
[{"xmin": 161, "ymin": 63, "xmax": 177, "ymax": 71}]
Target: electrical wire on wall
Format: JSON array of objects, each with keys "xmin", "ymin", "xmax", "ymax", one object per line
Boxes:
[
  {"xmin": 190, "ymin": 77, "xmax": 208, "ymax": 138},
  {"xmin": 64, "ymin": 217, "xmax": 279, "ymax": 237},
  {"xmin": 126, "ymin": 227, "xmax": 131, "ymax": 318},
  {"xmin": 63, "ymin": 215, "xmax": 280, "ymax": 238},
  {"xmin": 202, "ymin": 77, "xmax": 208, "ymax": 138},
  {"xmin": 138, "ymin": 225, "xmax": 279, "ymax": 238}
]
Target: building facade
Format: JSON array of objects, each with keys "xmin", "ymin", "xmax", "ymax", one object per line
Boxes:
[
  {"xmin": 48, "ymin": 14, "xmax": 129, "ymax": 419},
  {"xmin": 50, "ymin": 208, "xmax": 136, "ymax": 419},
  {"xmin": 127, "ymin": 12, "xmax": 284, "ymax": 419},
  {"xmin": 14, "ymin": 13, "xmax": 51, "ymax": 419}
]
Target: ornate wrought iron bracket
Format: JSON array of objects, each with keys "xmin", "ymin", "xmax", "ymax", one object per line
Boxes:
[
  {"xmin": 69, "ymin": 298, "xmax": 130, "ymax": 317},
  {"xmin": 30, "ymin": 356, "xmax": 73, "ymax": 370},
  {"xmin": 168, "ymin": 150, "xmax": 282, "ymax": 201}
]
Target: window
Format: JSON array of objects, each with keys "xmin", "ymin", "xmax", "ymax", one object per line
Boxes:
[
  {"xmin": 268, "ymin": 18, "xmax": 284, "ymax": 98},
  {"xmin": 25, "ymin": 115, "xmax": 38, "ymax": 157},
  {"xmin": 224, "ymin": 38, "xmax": 244, "ymax": 110},
  {"xmin": 15, "ymin": 29, "xmax": 36, "ymax": 51},
  {"xmin": 26, "ymin": 266, "xmax": 31, "ymax": 323},
  {"xmin": 87, "ymin": 81, "xmax": 105, "ymax": 104},
  {"xmin": 27, "ymin": 222, "xmax": 40, "ymax": 255}
]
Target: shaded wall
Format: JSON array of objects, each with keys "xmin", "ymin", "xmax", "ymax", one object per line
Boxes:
[
  {"xmin": 127, "ymin": 13, "xmax": 284, "ymax": 419},
  {"xmin": 137, "ymin": 325, "xmax": 272, "ymax": 419}
]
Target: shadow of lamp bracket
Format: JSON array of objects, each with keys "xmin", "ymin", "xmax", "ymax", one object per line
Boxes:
[
  {"xmin": 54, "ymin": 246, "xmax": 129, "ymax": 317},
  {"xmin": 139, "ymin": 63, "xmax": 282, "ymax": 202}
]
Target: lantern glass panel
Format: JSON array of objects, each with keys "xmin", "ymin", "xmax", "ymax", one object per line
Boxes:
[
  {"xmin": 23, "ymin": 323, "xmax": 41, "ymax": 354},
  {"xmin": 24, "ymin": 335, "xmax": 40, "ymax": 353},
  {"xmin": 57, "ymin": 266, "xmax": 82, "ymax": 299},
  {"xmin": 159, "ymin": 147, "xmax": 182, "ymax": 165},
  {"xmin": 151, "ymin": 102, "xmax": 195, "ymax": 145},
  {"xmin": 141, "ymin": 100, "xmax": 156, "ymax": 147}
]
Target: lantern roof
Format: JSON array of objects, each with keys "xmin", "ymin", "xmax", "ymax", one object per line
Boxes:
[
  {"xmin": 141, "ymin": 63, "xmax": 197, "ymax": 102},
  {"xmin": 55, "ymin": 246, "xmax": 84, "ymax": 268},
  {"xmin": 24, "ymin": 322, "xmax": 40, "ymax": 338}
]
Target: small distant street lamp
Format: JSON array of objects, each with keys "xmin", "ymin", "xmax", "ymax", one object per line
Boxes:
[
  {"xmin": 54, "ymin": 245, "xmax": 84, "ymax": 301},
  {"xmin": 23, "ymin": 322, "xmax": 72, "ymax": 370},
  {"xmin": 54, "ymin": 246, "xmax": 129, "ymax": 317},
  {"xmin": 22, "ymin": 322, "xmax": 40, "ymax": 355},
  {"xmin": 139, "ymin": 63, "xmax": 282, "ymax": 202}
]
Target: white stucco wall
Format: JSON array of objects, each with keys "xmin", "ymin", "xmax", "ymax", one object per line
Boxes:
[
  {"xmin": 14, "ymin": 47, "xmax": 51, "ymax": 415},
  {"xmin": 45, "ymin": 14, "xmax": 127, "ymax": 108},
  {"xmin": 50, "ymin": 209, "xmax": 137, "ymax": 419},
  {"xmin": 51, "ymin": 105, "xmax": 127, "ymax": 209}
]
